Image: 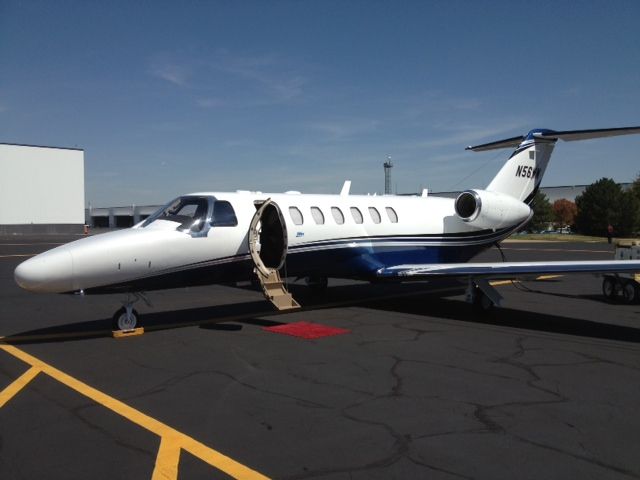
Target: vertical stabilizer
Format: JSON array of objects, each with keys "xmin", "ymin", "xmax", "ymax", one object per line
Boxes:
[
  {"xmin": 466, "ymin": 126, "xmax": 640, "ymax": 204},
  {"xmin": 485, "ymin": 133, "xmax": 556, "ymax": 203}
]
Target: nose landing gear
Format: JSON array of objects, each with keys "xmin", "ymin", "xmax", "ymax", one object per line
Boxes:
[{"xmin": 112, "ymin": 292, "xmax": 152, "ymax": 331}]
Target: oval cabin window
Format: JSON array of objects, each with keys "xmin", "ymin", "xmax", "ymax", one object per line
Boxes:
[
  {"xmin": 368, "ymin": 207, "xmax": 381, "ymax": 224},
  {"xmin": 350, "ymin": 207, "xmax": 363, "ymax": 224},
  {"xmin": 385, "ymin": 207, "xmax": 398, "ymax": 223},
  {"xmin": 331, "ymin": 207, "xmax": 345, "ymax": 225},
  {"xmin": 289, "ymin": 206, "xmax": 304, "ymax": 225},
  {"xmin": 310, "ymin": 207, "xmax": 325, "ymax": 225}
]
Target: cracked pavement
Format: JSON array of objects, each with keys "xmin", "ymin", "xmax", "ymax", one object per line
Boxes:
[{"xmin": 1, "ymin": 238, "xmax": 639, "ymax": 479}]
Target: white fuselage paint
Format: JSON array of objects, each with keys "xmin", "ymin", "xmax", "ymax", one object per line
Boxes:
[{"xmin": 14, "ymin": 191, "xmax": 526, "ymax": 294}]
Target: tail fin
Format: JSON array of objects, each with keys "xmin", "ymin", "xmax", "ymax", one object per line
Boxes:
[{"xmin": 466, "ymin": 126, "xmax": 640, "ymax": 204}]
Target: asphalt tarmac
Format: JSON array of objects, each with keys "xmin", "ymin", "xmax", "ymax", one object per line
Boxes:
[{"xmin": 1, "ymin": 235, "xmax": 639, "ymax": 479}]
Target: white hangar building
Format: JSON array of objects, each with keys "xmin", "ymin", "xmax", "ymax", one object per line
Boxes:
[{"xmin": 0, "ymin": 143, "xmax": 85, "ymax": 234}]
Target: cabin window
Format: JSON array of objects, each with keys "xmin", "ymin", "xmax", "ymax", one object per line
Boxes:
[
  {"xmin": 289, "ymin": 206, "xmax": 304, "ymax": 225},
  {"xmin": 385, "ymin": 207, "xmax": 398, "ymax": 223},
  {"xmin": 368, "ymin": 207, "xmax": 381, "ymax": 224},
  {"xmin": 212, "ymin": 201, "xmax": 238, "ymax": 227},
  {"xmin": 311, "ymin": 207, "xmax": 325, "ymax": 225},
  {"xmin": 350, "ymin": 207, "xmax": 363, "ymax": 224},
  {"xmin": 331, "ymin": 207, "xmax": 345, "ymax": 225}
]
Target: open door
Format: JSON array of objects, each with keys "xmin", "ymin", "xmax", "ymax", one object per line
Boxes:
[{"xmin": 249, "ymin": 199, "xmax": 300, "ymax": 310}]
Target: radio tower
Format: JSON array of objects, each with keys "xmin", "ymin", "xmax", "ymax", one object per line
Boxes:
[{"xmin": 384, "ymin": 156, "xmax": 393, "ymax": 194}]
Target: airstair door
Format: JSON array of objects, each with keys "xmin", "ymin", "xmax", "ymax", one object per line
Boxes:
[{"xmin": 248, "ymin": 199, "xmax": 300, "ymax": 310}]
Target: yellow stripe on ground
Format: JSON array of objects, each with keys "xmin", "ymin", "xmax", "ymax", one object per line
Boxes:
[
  {"xmin": 489, "ymin": 275, "xmax": 563, "ymax": 287},
  {"xmin": 0, "ymin": 366, "xmax": 41, "ymax": 408},
  {"xmin": 152, "ymin": 436, "xmax": 181, "ymax": 480},
  {"xmin": 0, "ymin": 344, "xmax": 270, "ymax": 480}
]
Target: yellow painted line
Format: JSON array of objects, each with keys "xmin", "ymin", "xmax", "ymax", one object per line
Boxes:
[
  {"xmin": 0, "ymin": 344, "xmax": 270, "ymax": 480},
  {"xmin": 489, "ymin": 280, "xmax": 514, "ymax": 286},
  {"xmin": 536, "ymin": 274, "xmax": 563, "ymax": 280},
  {"xmin": 152, "ymin": 436, "xmax": 181, "ymax": 480},
  {"xmin": 489, "ymin": 275, "xmax": 564, "ymax": 287},
  {"xmin": 0, "ymin": 366, "xmax": 41, "ymax": 408}
]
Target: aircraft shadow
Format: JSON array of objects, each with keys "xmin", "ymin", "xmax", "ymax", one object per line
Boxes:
[
  {"xmin": 5, "ymin": 282, "xmax": 635, "ymax": 345},
  {"xmin": 2, "ymin": 281, "xmax": 462, "ymax": 345},
  {"xmin": 365, "ymin": 295, "xmax": 640, "ymax": 343},
  {"xmin": 1, "ymin": 300, "xmax": 285, "ymax": 344}
]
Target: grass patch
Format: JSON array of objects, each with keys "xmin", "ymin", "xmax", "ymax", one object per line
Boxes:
[{"xmin": 507, "ymin": 233, "xmax": 613, "ymax": 242}]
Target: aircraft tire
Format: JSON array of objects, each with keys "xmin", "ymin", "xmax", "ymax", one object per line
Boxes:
[
  {"xmin": 112, "ymin": 307, "xmax": 139, "ymax": 331},
  {"xmin": 621, "ymin": 280, "xmax": 638, "ymax": 304},
  {"xmin": 602, "ymin": 277, "xmax": 617, "ymax": 300}
]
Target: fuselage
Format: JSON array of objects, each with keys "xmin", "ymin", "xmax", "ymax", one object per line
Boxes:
[{"xmin": 14, "ymin": 191, "xmax": 525, "ymax": 294}]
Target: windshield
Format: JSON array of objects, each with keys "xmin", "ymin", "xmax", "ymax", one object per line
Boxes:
[{"xmin": 142, "ymin": 196, "xmax": 211, "ymax": 232}]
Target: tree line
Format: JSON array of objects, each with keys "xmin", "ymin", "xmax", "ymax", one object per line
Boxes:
[{"xmin": 529, "ymin": 174, "xmax": 640, "ymax": 237}]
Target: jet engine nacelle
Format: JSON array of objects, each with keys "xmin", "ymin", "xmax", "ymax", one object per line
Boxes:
[{"xmin": 454, "ymin": 189, "xmax": 532, "ymax": 230}]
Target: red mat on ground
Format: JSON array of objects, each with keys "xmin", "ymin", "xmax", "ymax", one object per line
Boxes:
[{"xmin": 263, "ymin": 321, "xmax": 351, "ymax": 339}]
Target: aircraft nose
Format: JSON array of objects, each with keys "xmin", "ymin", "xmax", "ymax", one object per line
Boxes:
[{"xmin": 14, "ymin": 248, "xmax": 74, "ymax": 293}]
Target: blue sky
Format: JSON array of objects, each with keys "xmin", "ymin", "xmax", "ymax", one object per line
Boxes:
[{"xmin": 1, "ymin": 0, "xmax": 639, "ymax": 206}]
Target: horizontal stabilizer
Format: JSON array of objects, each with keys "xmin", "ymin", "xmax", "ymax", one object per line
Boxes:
[
  {"xmin": 466, "ymin": 126, "xmax": 640, "ymax": 152},
  {"xmin": 378, "ymin": 260, "xmax": 640, "ymax": 280},
  {"xmin": 465, "ymin": 136, "xmax": 525, "ymax": 152},
  {"xmin": 535, "ymin": 126, "xmax": 640, "ymax": 142}
]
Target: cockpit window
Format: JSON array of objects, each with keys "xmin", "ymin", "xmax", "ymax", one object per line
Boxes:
[
  {"xmin": 142, "ymin": 196, "xmax": 211, "ymax": 231},
  {"xmin": 212, "ymin": 201, "xmax": 238, "ymax": 227}
]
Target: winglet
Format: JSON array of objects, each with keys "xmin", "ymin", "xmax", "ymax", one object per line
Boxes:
[{"xmin": 340, "ymin": 180, "xmax": 351, "ymax": 196}]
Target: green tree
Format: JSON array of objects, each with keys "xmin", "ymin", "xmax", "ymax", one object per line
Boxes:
[
  {"xmin": 618, "ymin": 189, "xmax": 640, "ymax": 236},
  {"xmin": 528, "ymin": 191, "xmax": 553, "ymax": 232},
  {"xmin": 575, "ymin": 178, "xmax": 623, "ymax": 236},
  {"xmin": 632, "ymin": 173, "xmax": 640, "ymax": 202}
]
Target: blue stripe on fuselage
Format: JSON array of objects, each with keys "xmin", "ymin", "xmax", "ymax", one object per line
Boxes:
[
  {"xmin": 80, "ymin": 241, "xmax": 491, "ymax": 294},
  {"xmin": 78, "ymin": 224, "xmax": 523, "ymax": 293}
]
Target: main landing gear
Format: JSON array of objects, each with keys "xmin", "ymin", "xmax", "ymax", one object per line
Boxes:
[
  {"xmin": 466, "ymin": 278, "xmax": 502, "ymax": 314},
  {"xmin": 112, "ymin": 293, "xmax": 151, "ymax": 331},
  {"xmin": 602, "ymin": 275, "xmax": 640, "ymax": 304}
]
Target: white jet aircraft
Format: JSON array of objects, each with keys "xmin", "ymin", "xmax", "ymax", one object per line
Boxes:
[{"xmin": 14, "ymin": 126, "xmax": 640, "ymax": 330}]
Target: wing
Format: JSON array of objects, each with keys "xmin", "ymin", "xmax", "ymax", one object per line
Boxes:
[{"xmin": 377, "ymin": 260, "xmax": 640, "ymax": 280}]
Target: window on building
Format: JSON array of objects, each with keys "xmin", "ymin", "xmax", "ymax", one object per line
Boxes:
[
  {"xmin": 331, "ymin": 207, "xmax": 345, "ymax": 224},
  {"xmin": 369, "ymin": 207, "xmax": 381, "ymax": 224},
  {"xmin": 289, "ymin": 206, "xmax": 304, "ymax": 225},
  {"xmin": 350, "ymin": 207, "xmax": 363, "ymax": 224},
  {"xmin": 385, "ymin": 207, "xmax": 398, "ymax": 223},
  {"xmin": 311, "ymin": 207, "xmax": 325, "ymax": 225}
]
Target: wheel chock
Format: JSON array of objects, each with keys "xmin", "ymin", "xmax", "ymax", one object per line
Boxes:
[{"xmin": 112, "ymin": 327, "xmax": 145, "ymax": 339}]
